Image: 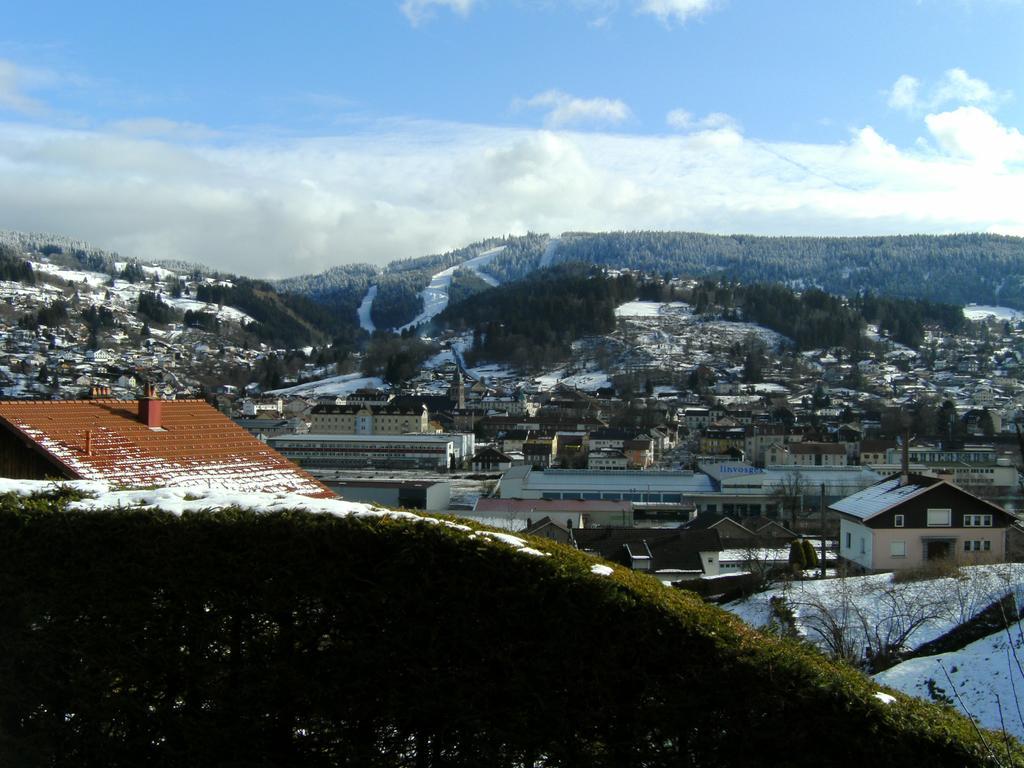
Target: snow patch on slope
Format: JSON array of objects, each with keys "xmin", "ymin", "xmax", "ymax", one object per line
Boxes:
[
  {"xmin": 269, "ymin": 372, "xmax": 385, "ymax": 397},
  {"xmin": 396, "ymin": 245, "xmax": 506, "ymax": 333},
  {"xmin": 358, "ymin": 284, "xmax": 378, "ymax": 333}
]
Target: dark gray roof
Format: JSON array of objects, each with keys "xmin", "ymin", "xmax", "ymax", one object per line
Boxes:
[{"xmin": 571, "ymin": 528, "xmax": 722, "ymax": 573}]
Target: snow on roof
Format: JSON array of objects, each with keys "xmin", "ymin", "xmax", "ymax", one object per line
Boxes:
[
  {"xmin": 520, "ymin": 468, "xmax": 716, "ymax": 494},
  {"xmin": 829, "ymin": 475, "xmax": 935, "ymax": 521},
  {"xmin": 0, "ymin": 399, "xmax": 332, "ymax": 498}
]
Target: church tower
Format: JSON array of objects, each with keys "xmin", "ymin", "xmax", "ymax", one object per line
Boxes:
[{"xmin": 449, "ymin": 367, "xmax": 466, "ymax": 410}]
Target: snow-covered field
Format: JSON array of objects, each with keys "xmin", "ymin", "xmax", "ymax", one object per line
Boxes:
[
  {"xmin": 30, "ymin": 261, "xmax": 110, "ymax": 287},
  {"xmin": 875, "ymin": 624, "xmax": 1024, "ymax": 740},
  {"xmin": 963, "ymin": 305, "xmax": 1024, "ymax": 322},
  {"xmin": 269, "ymin": 372, "xmax": 385, "ymax": 397},
  {"xmin": 164, "ymin": 296, "xmax": 254, "ymax": 324},
  {"xmin": 533, "ymin": 367, "xmax": 611, "ymax": 392},
  {"xmin": 727, "ymin": 565, "xmax": 1024, "ymax": 654},
  {"xmin": 726, "ymin": 565, "xmax": 1024, "ymax": 739},
  {"xmin": 614, "ymin": 300, "xmax": 692, "ymax": 318}
]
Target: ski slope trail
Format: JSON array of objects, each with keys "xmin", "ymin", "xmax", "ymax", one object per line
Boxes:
[
  {"xmin": 357, "ymin": 284, "xmax": 378, "ymax": 333},
  {"xmin": 397, "ymin": 245, "xmax": 505, "ymax": 333},
  {"xmin": 539, "ymin": 236, "xmax": 561, "ymax": 268}
]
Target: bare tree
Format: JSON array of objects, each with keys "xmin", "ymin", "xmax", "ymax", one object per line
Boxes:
[{"xmin": 781, "ymin": 574, "xmax": 947, "ymax": 670}]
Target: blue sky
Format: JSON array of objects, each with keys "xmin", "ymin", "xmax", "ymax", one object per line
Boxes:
[{"xmin": 1, "ymin": 0, "xmax": 1023, "ymax": 276}]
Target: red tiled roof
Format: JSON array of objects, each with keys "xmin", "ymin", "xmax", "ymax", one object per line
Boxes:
[{"xmin": 0, "ymin": 398, "xmax": 333, "ymax": 498}]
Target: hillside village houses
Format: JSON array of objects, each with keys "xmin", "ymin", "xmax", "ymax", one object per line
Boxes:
[{"xmin": 3, "ymin": 244, "xmax": 1024, "ymax": 582}]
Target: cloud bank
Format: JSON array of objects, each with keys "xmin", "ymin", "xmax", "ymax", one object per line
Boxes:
[{"xmin": 2, "ymin": 98, "xmax": 1022, "ymax": 278}]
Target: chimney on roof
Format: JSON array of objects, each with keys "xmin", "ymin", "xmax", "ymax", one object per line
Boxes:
[
  {"xmin": 89, "ymin": 384, "xmax": 104, "ymax": 399},
  {"xmin": 85, "ymin": 429, "xmax": 92, "ymax": 456},
  {"xmin": 139, "ymin": 383, "xmax": 162, "ymax": 429}
]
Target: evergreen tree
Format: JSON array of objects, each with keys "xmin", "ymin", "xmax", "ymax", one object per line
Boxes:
[
  {"xmin": 789, "ymin": 540, "xmax": 807, "ymax": 571},
  {"xmin": 801, "ymin": 539, "xmax": 819, "ymax": 569}
]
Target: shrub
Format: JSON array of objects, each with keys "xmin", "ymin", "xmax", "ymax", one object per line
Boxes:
[
  {"xmin": 789, "ymin": 539, "xmax": 807, "ymax": 569},
  {"xmin": 0, "ymin": 500, "xmax": 1018, "ymax": 767},
  {"xmin": 802, "ymin": 538, "xmax": 819, "ymax": 569}
]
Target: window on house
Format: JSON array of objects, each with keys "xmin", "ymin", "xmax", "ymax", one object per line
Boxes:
[
  {"xmin": 927, "ymin": 508, "xmax": 951, "ymax": 527},
  {"xmin": 984, "ymin": 540, "xmax": 991, "ymax": 551},
  {"xmin": 894, "ymin": 514, "xmax": 904, "ymax": 528},
  {"xmin": 860, "ymin": 538, "xmax": 866, "ymax": 554},
  {"xmin": 890, "ymin": 541, "xmax": 906, "ymax": 557},
  {"xmin": 965, "ymin": 514, "xmax": 993, "ymax": 527},
  {"xmin": 845, "ymin": 532, "xmax": 852, "ymax": 549}
]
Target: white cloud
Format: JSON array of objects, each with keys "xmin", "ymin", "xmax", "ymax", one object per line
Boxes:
[
  {"xmin": 887, "ymin": 75, "xmax": 920, "ymax": 111},
  {"xmin": 520, "ymin": 90, "xmax": 631, "ymax": 128},
  {"xmin": 1, "ymin": 105, "xmax": 1024, "ymax": 278},
  {"xmin": 110, "ymin": 117, "xmax": 220, "ymax": 142},
  {"xmin": 667, "ymin": 108, "xmax": 738, "ymax": 132},
  {"xmin": 933, "ymin": 68, "xmax": 996, "ymax": 107},
  {"xmin": 0, "ymin": 59, "xmax": 52, "ymax": 116},
  {"xmin": 925, "ymin": 106, "xmax": 1024, "ymax": 168},
  {"xmin": 636, "ymin": 0, "xmax": 716, "ymax": 24},
  {"xmin": 400, "ymin": 0, "xmax": 477, "ymax": 25},
  {"xmin": 887, "ymin": 68, "xmax": 1003, "ymax": 113}
]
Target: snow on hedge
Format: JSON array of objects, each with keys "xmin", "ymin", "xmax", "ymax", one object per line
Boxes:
[{"xmin": 0, "ymin": 478, "xmax": 551, "ymax": 559}]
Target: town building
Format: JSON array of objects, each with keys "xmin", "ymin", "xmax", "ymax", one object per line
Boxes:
[
  {"xmin": 324, "ymin": 479, "xmax": 451, "ymax": 512},
  {"xmin": 832, "ymin": 473, "xmax": 1014, "ymax": 572},
  {"xmin": 309, "ymin": 403, "xmax": 430, "ymax": 435},
  {"xmin": 470, "ymin": 497, "xmax": 634, "ymax": 530},
  {"xmin": 0, "ymin": 389, "xmax": 331, "ymax": 497},
  {"xmin": 268, "ymin": 433, "xmax": 457, "ymax": 471}
]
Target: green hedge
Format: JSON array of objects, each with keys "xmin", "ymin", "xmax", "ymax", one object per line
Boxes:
[{"xmin": 0, "ymin": 498, "xmax": 1019, "ymax": 767}]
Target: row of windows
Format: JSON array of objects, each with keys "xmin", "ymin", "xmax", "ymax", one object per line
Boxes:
[
  {"xmin": 964, "ymin": 514, "xmax": 993, "ymax": 527},
  {"xmin": 888, "ymin": 539, "xmax": 992, "ymax": 557},
  {"xmin": 896, "ymin": 510, "xmax": 994, "ymax": 527},
  {"xmin": 540, "ymin": 491, "xmax": 685, "ymax": 503}
]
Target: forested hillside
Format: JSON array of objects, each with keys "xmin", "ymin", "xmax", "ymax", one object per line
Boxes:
[
  {"xmin": 274, "ymin": 263, "xmax": 377, "ymax": 331},
  {"xmin": 686, "ymin": 281, "xmax": 967, "ymax": 350},
  {"xmin": 440, "ymin": 265, "xmax": 637, "ymax": 370},
  {"xmin": 555, "ymin": 231, "xmax": 1024, "ymax": 308},
  {"xmin": 195, "ymin": 279, "xmax": 362, "ymax": 348},
  {"xmin": 480, "ymin": 233, "xmax": 548, "ymax": 282}
]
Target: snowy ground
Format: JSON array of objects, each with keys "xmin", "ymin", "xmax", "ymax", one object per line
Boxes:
[
  {"xmin": 269, "ymin": 372, "xmax": 385, "ymax": 397},
  {"xmin": 726, "ymin": 565, "xmax": 1024, "ymax": 654},
  {"xmin": 30, "ymin": 261, "xmax": 110, "ymax": 288},
  {"xmin": 533, "ymin": 367, "xmax": 611, "ymax": 392},
  {"xmin": 875, "ymin": 622, "xmax": 1024, "ymax": 741},
  {"xmin": 614, "ymin": 301, "xmax": 692, "ymax": 318},
  {"xmin": 164, "ymin": 297, "xmax": 253, "ymax": 325},
  {"xmin": 963, "ymin": 305, "xmax": 1024, "ymax": 322},
  {"xmin": 396, "ymin": 245, "xmax": 505, "ymax": 333},
  {"xmin": 538, "ymin": 236, "xmax": 560, "ymax": 269},
  {"xmin": 357, "ymin": 284, "xmax": 378, "ymax": 333},
  {"xmin": 27, "ymin": 258, "xmax": 254, "ymax": 326},
  {"xmin": 726, "ymin": 565, "xmax": 1024, "ymax": 740}
]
